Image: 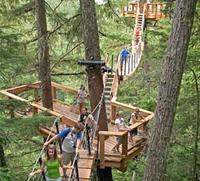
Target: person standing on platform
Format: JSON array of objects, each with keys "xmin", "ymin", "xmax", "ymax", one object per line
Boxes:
[
  {"xmin": 120, "ymin": 48, "xmax": 129, "ymax": 75},
  {"xmin": 112, "ymin": 111, "xmax": 128, "ymax": 153},
  {"xmin": 77, "ymin": 85, "xmax": 87, "ymax": 114}
]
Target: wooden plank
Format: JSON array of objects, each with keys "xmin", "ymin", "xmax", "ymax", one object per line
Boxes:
[
  {"xmin": 122, "ymin": 132, "xmax": 128, "ymax": 156},
  {"xmin": 99, "ymin": 131, "xmax": 127, "ymax": 136},
  {"xmin": 53, "ymin": 99, "xmax": 71, "ymax": 107},
  {"xmin": 38, "ymin": 126, "xmax": 56, "ymax": 137},
  {"xmin": 104, "ymin": 161, "xmax": 121, "ymax": 168},
  {"xmin": 78, "ymin": 159, "xmax": 93, "ymax": 169},
  {"xmin": 0, "ymin": 90, "xmax": 29, "ymax": 102},
  {"xmin": 62, "ymin": 168, "xmax": 92, "ymax": 179},
  {"xmin": 79, "ymin": 150, "xmax": 95, "ymax": 160},
  {"xmin": 126, "ymin": 146, "xmax": 144, "ymax": 160},
  {"xmin": 52, "ymin": 82, "xmax": 78, "ymax": 94},
  {"xmin": 61, "ymin": 116, "xmax": 77, "ymax": 127},
  {"xmin": 111, "ymin": 100, "xmax": 153, "ymax": 116},
  {"xmin": 5, "ymin": 81, "xmax": 40, "ymax": 94},
  {"xmin": 31, "ymin": 102, "xmax": 62, "ymax": 118},
  {"xmin": 99, "ymin": 134, "xmax": 105, "ymax": 168}
]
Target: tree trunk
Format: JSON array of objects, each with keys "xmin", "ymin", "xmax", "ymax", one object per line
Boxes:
[
  {"xmin": 0, "ymin": 144, "xmax": 6, "ymax": 167},
  {"xmin": 143, "ymin": 0, "xmax": 197, "ymax": 181},
  {"xmin": 35, "ymin": 0, "xmax": 53, "ymax": 109},
  {"xmin": 190, "ymin": 68, "xmax": 200, "ymax": 181},
  {"xmin": 79, "ymin": 0, "xmax": 108, "ymax": 131}
]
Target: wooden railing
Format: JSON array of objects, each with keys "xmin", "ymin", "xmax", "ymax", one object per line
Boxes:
[
  {"xmin": 0, "ymin": 81, "xmax": 80, "ymax": 126},
  {"xmin": 110, "ymin": 99, "xmax": 154, "ymax": 120},
  {"xmin": 121, "ymin": 3, "xmax": 166, "ymax": 20},
  {"xmin": 99, "ymin": 130, "xmax": 128, "ymax": 169}
]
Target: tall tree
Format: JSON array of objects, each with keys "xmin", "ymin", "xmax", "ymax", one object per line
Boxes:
[
  {"xmin": 35, "ymin": 0, "xmax": 53, "ymax": 109},
  {"xmin": 143, "ymin": 0, "xmax": 197, "ymax": 181},
  {"xmin": 79, "ymin": 0, "xmax": 108, "ymax": 131}
]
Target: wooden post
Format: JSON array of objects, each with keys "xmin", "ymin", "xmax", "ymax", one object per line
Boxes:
[
  {"xmin": 8, "ymin": 98, "xmax": 15, "ymax": 118},
  {"xmin": 99, "ymin": 134, "xmax": 105, "ymax": 169},
  {"xmin": 122, "ymin": 132, "xmax": 128, "ymax": 156},
  {"xmin": 52, "ymin": 87, "xmax": 56, "ymax": 100},
  {"xmin": 110, "ymin": 104, "xmax": 116, "ymax": 121},
  {"xmin": 32, "ymin": 106, "xmax": 38, "ymax": 115},
  {"xmin": 34, "ymin": 88, "xmax": 40, "ymax": 102}
]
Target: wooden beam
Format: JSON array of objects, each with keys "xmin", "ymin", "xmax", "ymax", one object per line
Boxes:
[
  {"xmin": 99, "ymin": 134, "xmax": 105, "ymax": 169},
  {"xmin": 99, "ymin": 131, "xmax": 127, "ymax": 136},
  {"xmin": 61, "ymin": 116, "xmax": 76, "ymax": 127},
  {"xmin": 5, "ymin": 81, "xmax": 40, "ymax": 94},
  {"xmin": 51, "ymin": 82, "xmax": 78, "ymax": 94},
  {"xmin": 111, "ymin": 100, "xmax": 154, "ymax": 116},
  {"xmin": 0, "ymin": 90, "xmax": 29, "ymax": 103},
  {"xmin": 122, "ymin": 132, "xmax": 128, "ymax": 156}
]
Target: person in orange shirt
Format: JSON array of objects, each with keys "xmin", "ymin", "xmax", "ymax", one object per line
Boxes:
[{"xmin": 135, "ymin": 27, "xmax": 141, "ymax": 45}]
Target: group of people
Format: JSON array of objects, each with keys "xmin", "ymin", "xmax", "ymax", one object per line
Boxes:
[
  {"xmin": 29, "ymin": 83, "xmax": 144, "ymax": 180},
  {"xmin": 29, "ymin": 106, "xmax": 96, "ymax": 181},
  {"xmin": 112, "ymin": 109, "xmax": 144, "ymax": 153}
]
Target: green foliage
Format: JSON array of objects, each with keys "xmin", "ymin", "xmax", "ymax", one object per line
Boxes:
[{"xmin": 0, "ymin": 0, "xmax": 200, "ymax": 181}]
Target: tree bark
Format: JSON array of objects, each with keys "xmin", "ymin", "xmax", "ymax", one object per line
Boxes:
[
  {"xmin": 143, "ymin": 0, "xmax": 197, "ymax": 181},
  {"xmin": 190, "ymin": 68, "xmax": 200, "ymax": 181},
  {"xmin": 0, "ymin": 144, "xmax": 6, "ymax": 167},
  {"xmin": 79, "ymin": 0, "xmax": 108, "ymax": 131},
  {"xmin": 35, "ymin": 0, "xmax": 53, "ymax": 109}
]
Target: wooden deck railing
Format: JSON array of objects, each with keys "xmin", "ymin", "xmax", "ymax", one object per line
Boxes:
[
  {"xmin": 121, "ymin": 3, "xmax": 166, "ymax": 20},
  {"xmin": 99, "ymin": 130, "xmax": 128, "ymax": 169}
]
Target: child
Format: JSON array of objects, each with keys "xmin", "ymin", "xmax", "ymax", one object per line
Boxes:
[
  {"xmin": 77, "ymin": 85, "xmax": 87, "ymax": 114},
  {"xmin": 111, "ymin": 111, "xmax": 128, "ymax": 153},
  {"xmin": 29, "ymin": 144, "xmax": 64, "ymax": 181},
  {"xmin": 129, "ymin": 108, "xmax": 144, "ymax": 143}
]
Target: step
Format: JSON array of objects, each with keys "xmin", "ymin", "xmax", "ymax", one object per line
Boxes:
[
  {"xmin": 105, "ymin": 99, "xmax": 110, "ymax": 104},
  {"xmin": 105, "ymin": 82, "xmax": 112, "ymax": 86},
  {"xmin": 106, "ymin": 78, "xmax": 114, "ymax": 82},
  {"xmin": 104, "ymin": 90, "xmax": 111, "ymax": 95},
  {"xmin": 105, "ymin": 87, "xmax": 111, "ymax": 91},
  {"xmin": 105, "ymin": 94, "xmax": 111, "ymax": 98},
  {"xmin": 107, "ymin": 74, "xmax": 114, "ymax": 77}
]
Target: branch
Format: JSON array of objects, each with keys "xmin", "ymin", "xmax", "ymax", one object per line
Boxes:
[
  {"xmin": 13, "ymin": 1, "xmax": 35, "ymax": 16},
  {"xmin": 54, "ymin": 0, "xmax": 65, "ymax": 11},
  {"xmin": 8, "ymin": 149, "xmax": 41, "ymax": 159},
  {"xmin": 51, "ymin": 72, "xmax": 86, "ymax": 76},
  {"xmin": 50, "ymin": 41, "xmax": 84, "ymax": 71},
  {"xmin": 25, "ymin": 13, "xmax": 81, "ymax": 45},
  {"xmin": 47, "ymin": 14, "xmax": 81, "ymax": 39},
  {"xmin": 107, "ymin": 0, "xmax": 121, "ymax": 20},
  {"xmin": 107, "ymin": 0, "xmax": 134, "ymax": 29}
]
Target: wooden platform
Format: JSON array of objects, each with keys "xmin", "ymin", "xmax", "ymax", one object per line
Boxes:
[
  {"xmin": 63, "ymin": 150, "xmax": 95, "ymax": 181},
  {"xmin": 121, "ymin": 3, "xmax": 166, "ymax": 21}
]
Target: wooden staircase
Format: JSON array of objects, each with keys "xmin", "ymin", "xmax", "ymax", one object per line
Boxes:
[{"xmin": 104, "ymin": 74, "xmax": 114, "ymax": 118}]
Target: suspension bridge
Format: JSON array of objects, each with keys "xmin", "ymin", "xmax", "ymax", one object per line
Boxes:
[{"xmin": 0, "ymin": 1, "xmax": 166, "ymax": 181}]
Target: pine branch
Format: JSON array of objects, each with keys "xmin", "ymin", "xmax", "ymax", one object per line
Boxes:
[
  {"xmin": 50, "ymin": 41, "xmax": 84, "ymax": 71},
  {"xmin": 51, "ymin": 72, "xmax": 86, "ymax": 76}
]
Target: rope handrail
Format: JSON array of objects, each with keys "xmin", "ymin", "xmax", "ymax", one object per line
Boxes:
[
  {"xmin": 27, "ymin": 117, "xmax": 60, "ymax": 181},
  {"xmin": 68, "ymin": 90, "xmax": 105, "ymax": 181}
]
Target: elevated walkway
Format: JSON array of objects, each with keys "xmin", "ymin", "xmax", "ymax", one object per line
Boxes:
[
  {"xmin": 0, "ymin": 1, "xmax": 167, "ymax": 180},
  {"xmin": 121, "ymin": 2, "xmax": 166, "ymax": 20}
]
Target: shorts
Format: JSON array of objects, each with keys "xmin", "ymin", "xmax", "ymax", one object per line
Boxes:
[
  {"xmin": 45, "ymin": 176, "xmax": 61, "ymax": 181},
  {"xmin": 62, "ymin": 151, "xmax": 75, "ymax": 165},
  {"xmin": 116, "ymin": 136, "xmax": 122, "ymax": 144}
]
